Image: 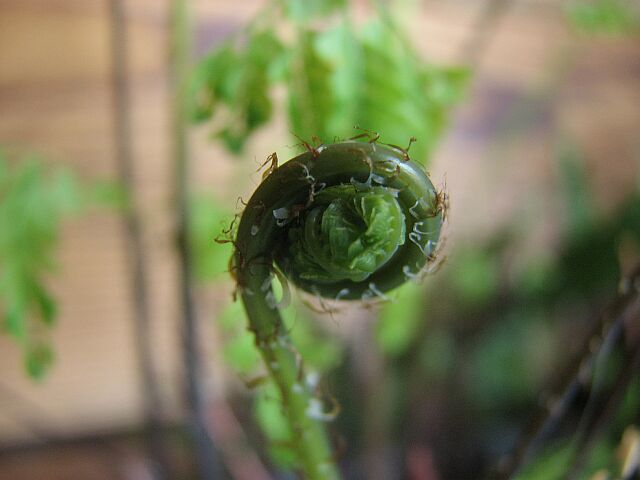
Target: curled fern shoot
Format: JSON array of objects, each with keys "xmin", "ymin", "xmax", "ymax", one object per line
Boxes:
[{"xmin": 233, "ymin": 140, "xmax": 444, "ymax": 478}]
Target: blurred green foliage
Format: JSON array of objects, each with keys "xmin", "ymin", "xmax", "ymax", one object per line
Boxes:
[
  {"xmin": 280, "ymin": 0, "xmax": 346, "ymax": 22},
  {"xmin": 567, "ymin": 0, "xmax": 640, "ymax": 35},
  {"xmin": 190, "ymin": 30, "xmax": 285, "ymax": 153},
  {"xmin": 190, "ymin": 1, "xmax": 467, "ymax": 163},
  {"xmin": 0, "ymin": 153, "xmax": 81, "ymax": 378},
  {"xmin": 0, "ymin": 152, "xmax": 121, "ymax": 378}
]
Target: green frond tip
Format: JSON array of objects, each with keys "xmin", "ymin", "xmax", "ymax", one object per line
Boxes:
[
  {"xmin": 235, "ymin": 141, "xmax": 444, "ymax": 301},
  {"xmin": 287, "ymin": 185, "xmax": 406, "ymax": 283}
]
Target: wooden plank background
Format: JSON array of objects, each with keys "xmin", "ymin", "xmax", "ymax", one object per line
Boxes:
[{"xmin": 0, "ymin": 0, "xmax": 639, "ymax": 455}]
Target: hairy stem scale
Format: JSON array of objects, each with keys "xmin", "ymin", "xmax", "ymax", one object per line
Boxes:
[{"xmin": 233, "ymin": 141, "xmax": 443, "ymax": 479}]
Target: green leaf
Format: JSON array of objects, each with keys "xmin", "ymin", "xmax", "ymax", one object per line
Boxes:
[
  {"xmin": 282, "ymin": 0, "xmax": 346, "ymax": 22},
  {"xmin": 287, "ymin": 30, "xmax": 335, "ymax": 142},
  {"xmin": 51, "ymin": 169, "xmax": 81, "ymax": 214},
  {"xmin": 286, "ymin": 185, "xmax": 406, "ymax": 283},
  {"xmin": 0, "ymin": 152, "xmax": 83, "ymax": 377},
  {"xmin": 354, "ymin": 19, "xmax": 467, "ymax": 164},
  {"xmin": 191, "ymin": 30, "xmax": 285, "ymax": 153},
  {"xmin": 32, "ymin": 284, "xmax": 57, "ymax": 326},
  {"xmin": 466, "ymin": 311, "xmax": 551, "ymax": 411},
  {"xmin": 189, "ymin": 45, "xmax": 239, "ymax": 122},
  {"xmin": 192, "ymin": 10, "xmax": 466, "ymax": 160},
  {"xmin": 311, "ymin": 19, "xmax": 468, "ymax": 164},
  {"xmin": 315, "ymin": 21, "xmax": 363, "ymax": 136},
  {"xmin": 567, "ymin": 0, "xmax": 640, "ymax": 35},
  {"xmin": 4, "ymin": 302, "xmax": 27, "ymax": 340},
  {"xmin": 25, "ymin": 343, "xmax": 54, "ymax": 380},
  {"xmin": 515, "ymin": 437, "xmax": 617, "ymax": 480}
]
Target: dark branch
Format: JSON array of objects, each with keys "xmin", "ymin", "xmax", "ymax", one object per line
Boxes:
[
  {"xmin": 169, "ymin": 1, "xmax": 222, "ymax": 478},
  {"xmin": 495, "ymin": 263, "xmax": 640, "ymax": 479},
  {"xmin": 108, "ymin": 1, "xmax": 172, "ymax": 478}
]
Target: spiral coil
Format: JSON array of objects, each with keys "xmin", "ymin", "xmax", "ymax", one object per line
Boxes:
[{"xmin": 235, "ymin": 141, "xmax": 443, "ymax": 300}]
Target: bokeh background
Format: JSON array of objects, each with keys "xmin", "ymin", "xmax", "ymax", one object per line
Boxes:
[{"xmin": 1, "ymin": 0, "xmax": 639, "ymax": 479}]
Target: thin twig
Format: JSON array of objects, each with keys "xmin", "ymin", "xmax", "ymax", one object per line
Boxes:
[
  {"xmin": 565, "ymin": 296, "xmax": 640, "ymax": 479},
  {"xmin": 169, "ymin": 0, "xmax": 222, "ymax": 478},
  {"xmin": 496, "ymin": 264, "xmax": 640, "ymax": 479},
  {"xmin": 108, "ymin": 1, "xmax": 171, "ymax": 478}
]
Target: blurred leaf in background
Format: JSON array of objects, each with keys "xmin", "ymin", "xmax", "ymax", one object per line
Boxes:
[
  {"xmin": 0, "ymin": 152, "xmax": 82, "ymax": 378},
  {"xmin": 280, "ymin": 0, "xmax": 346, "ymax": 22},
  {"xmin": 349, "ymin": 19, "xmax": 468, "ymax": 163},
  {"xmin": 288, "ymin": 29, "xmax": 336, "ymax": 144},
  {"xmin": 567, "ymin": 0, "xmax": 640, "ymax": 35},
  {"xmin": 191, "ymin": 29, "xmax": 284, "ymax": 153},
  {"xmin": 190, "ymin": 1, "xmax": 468, "ymax": 164}
]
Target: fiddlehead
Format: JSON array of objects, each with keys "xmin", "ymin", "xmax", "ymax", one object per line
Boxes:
[{"xmin": 233, "ymin": 141, "xmax": 443, "ymax": 479}]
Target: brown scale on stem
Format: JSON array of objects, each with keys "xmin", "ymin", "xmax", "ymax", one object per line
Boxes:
[
  {"xmin": 349, "ymin": 128, "xmax": 380, "ymax": 144},
  {"xmin": 381, "ymin": 136, "xmax": 417, "ymax": 162},
  {"xmin": 293, "ymin": 133, "xmax": 324, "ymax": 159},
  {"xmin": 258, "ymin": 152, "xmax": 279, "ymax": 180}
]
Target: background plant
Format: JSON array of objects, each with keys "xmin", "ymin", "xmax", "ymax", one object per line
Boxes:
[
  {"xmin": 0, "ymin": 152, "xmax": 123, "ymax": 379},
  {"xmin": 0, "ymin": 152, "xmax": 80, "ymax": 378},
  {"xmin": 190, "ymin": 0, "xmax": 467, "ymax": 165}
]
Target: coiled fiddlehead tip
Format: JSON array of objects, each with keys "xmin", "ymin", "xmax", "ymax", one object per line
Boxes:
[{"xmin": 234, "ymin": 141, "xmax": 444, "ymax": 302}]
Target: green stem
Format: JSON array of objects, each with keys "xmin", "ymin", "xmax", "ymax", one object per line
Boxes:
[{"xmin": 241, "ymin": 269, "xmax": 340, "ymax": 479}]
